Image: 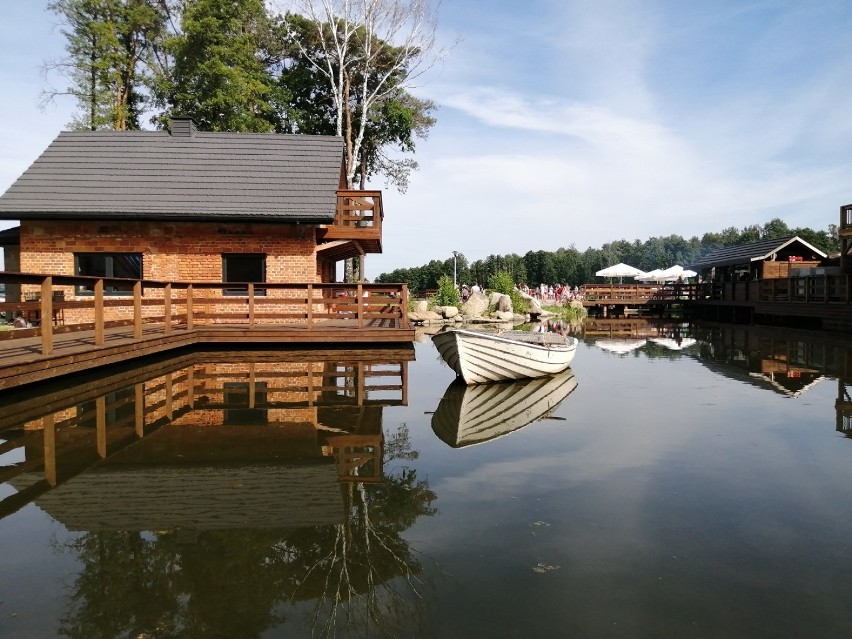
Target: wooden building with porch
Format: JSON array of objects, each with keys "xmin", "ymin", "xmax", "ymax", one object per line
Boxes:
[{"xmin": 0, "ymin": 118, "xmax": 412, "ymax": 387}]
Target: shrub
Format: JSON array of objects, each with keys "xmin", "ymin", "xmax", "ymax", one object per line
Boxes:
[
  {"xmin": 487, "ymin": 270, "xmax": 529, "ymax": 314},
  {"xmin": 430, "ymin": 274, "xmax": 461, "ymax": 307}
]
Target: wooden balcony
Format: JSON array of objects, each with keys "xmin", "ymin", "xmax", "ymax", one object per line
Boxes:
[
  {"xmin": 316, "ymin": 190, "xmax": 384, "ymax": 261},
  {"xmin": 841, "ymin": 203, "xmax": 852, "ymax": 233}
]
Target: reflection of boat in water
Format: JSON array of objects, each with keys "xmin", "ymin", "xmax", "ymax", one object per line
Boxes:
[
  {"xmin": 431, "ymin": 370, "xmax": 578, "ymax": 448},
  {"xmin": 432, "ymin": 329, "xmax": 578, "ymax": 384}
]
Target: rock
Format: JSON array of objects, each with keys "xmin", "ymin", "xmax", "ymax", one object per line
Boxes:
[
  {"xmin": 489, "ymin": 292, "xmax": 503, "ymax": 307},
  {"xmin": 495, "ymin": 310, "xmax": 515, "ymax": 321},
  {"xmin": 409, "ymin": 310, "xmax": 443, "ymax": 324},
  {"xmin": 442, "ymin": 306, "xmax": 459, "ymax": 319},
  {"xmin": 413, "ymin": 300, "xmax": 428, "ymax": 313},
  {"xmin": 496, "ymin": 294, "xmax": 512, "ymax": 313},
  {"xmin": 461, "ymin": 292, "xmax": 489, "ymax": 318}
]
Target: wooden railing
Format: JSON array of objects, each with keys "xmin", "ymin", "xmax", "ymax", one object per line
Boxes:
[
  {"xmin": 335, "ymin": 189, "xmax": 383, "ymax": 232},
  {"xmin": 696, "ymin": 275, "xmax": 852, "ymax": 304},
  {"xmin": 0, "ymin": 272, "xmax": 410, "ymax": 356},
  {"xmin": 583, "ymin": 283, "xmax": 702, "ymax": 302}
]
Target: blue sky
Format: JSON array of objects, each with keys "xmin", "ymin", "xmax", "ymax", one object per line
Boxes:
[{"xmin": 2, "ymin": 1, "xmax": 850, "ymax": 278}]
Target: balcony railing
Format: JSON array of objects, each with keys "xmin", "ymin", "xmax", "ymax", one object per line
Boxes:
[
  {"xmin": 0, "ymin": 272, "xmax": 410, "ymax": 356},
  {"xmin": 841, "ymin": 204, "xmax": 852, "ymax": 231}
]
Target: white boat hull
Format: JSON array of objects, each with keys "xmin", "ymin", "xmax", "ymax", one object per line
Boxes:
[{"xmin": 431, "ymin": 329, "xmax": 578, "ymax": 384}]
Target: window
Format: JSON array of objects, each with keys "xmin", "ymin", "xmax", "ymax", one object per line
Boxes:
[
  {"xmin": 223, "ymin": 253, "xmax": 266, "ymax": 296},
  {"xmin": 223, "ymin": 382, "xmax": 268, "ymax": 425},
  {"xmin": 74, "ymin": 253, "xmax": 142, "ymax": 295}
]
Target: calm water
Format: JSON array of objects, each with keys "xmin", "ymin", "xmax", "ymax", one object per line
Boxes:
[{"xmin": 2, "ymin": 322, "xmax": 852, "ymax": 638}]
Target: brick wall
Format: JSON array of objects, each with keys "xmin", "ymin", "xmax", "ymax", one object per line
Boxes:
[{"xmin": 19, "ymin": 220, "xmax": 321, "ymax": 284}]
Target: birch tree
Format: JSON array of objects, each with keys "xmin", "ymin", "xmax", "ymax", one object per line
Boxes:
[{"xmin": 279, "ymin": 0, "xmax": 450, "ymax": 189}]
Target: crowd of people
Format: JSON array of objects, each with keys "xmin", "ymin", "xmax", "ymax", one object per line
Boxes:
[
  {"xmin": 518, "ymin": 283, "xmax": 585, "ymax": 303},
  {"xmin": 459, "ymin": 282, "xmax": 585, "ymax": 304}
]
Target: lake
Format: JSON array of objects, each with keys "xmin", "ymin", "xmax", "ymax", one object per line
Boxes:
[{"xmin": 2, "ymin": 321, "xmax": 852, "ymax": 638}]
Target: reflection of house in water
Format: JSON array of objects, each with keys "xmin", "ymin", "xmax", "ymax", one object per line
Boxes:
[
  {"xmin": 691, "ymin": 325, "xmax": 852, "ymax": 438},
  {"xmin": 836, "ymin": 380, "xmax": 852, "ymax": 439},
  {"xmin": 692, "ymin": 325, "xmax": 835, "ymax": 397},
  {"xmin": 0, "ymin": 348, "xmax": 412, "ymax": 529}
]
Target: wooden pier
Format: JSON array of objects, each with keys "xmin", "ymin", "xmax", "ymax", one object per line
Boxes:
[{"xmin": 0, "ymin": 272, "xmax": 413, "ymax": 391}]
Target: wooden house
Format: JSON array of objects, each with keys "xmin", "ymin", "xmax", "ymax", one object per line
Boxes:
[
  {"xmin": 689, "ymin": 236, "xmax": 828, "ymax": 283},
  {"xmin": 0, "ymin": 117, "xmax": 382, "ymax": 303}
]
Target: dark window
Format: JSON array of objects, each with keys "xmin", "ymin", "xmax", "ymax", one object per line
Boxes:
[
  {"xmin": 224, "ymin": 382, "xmax": 268, "ymax": 425},
  {"xmin": 223, "ymin": 253, "xmax": 266, "ymax": 296},
  {"xmin": 75, "ymin": 253, "xmax": 142, "ymax": 295}
]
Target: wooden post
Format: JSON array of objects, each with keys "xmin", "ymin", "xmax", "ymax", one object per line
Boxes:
[
  {"xmin": 356, "ymin": 362, "xmax": 365, "ymax": 406},
  {"xmin": 133, "ymin": 280, "xmax": 143, "ymax": 339},
  {"xmin": 135, "ymin": 383, "xmax": 145, "ymax": 437},
  {"xmin": 43, "ymin": 413, "xmax": 56, "ymax": 487},
  {"xmin": 307, "ymin": 284, "xmax": 314, "ymax": 327},
  {"xmin": 165, "ymin": 374, "xmax": 173, "ymax": 420},
  {"xmin": 187, "ymin": 367, "xmax": 195, "ymax": 408},
  {"xmin": 96, "ymin": 395, "xmax": 106, "ymax": 458},
  {"xmin": 40, "ymin": 276, "xmax": 53, "ymax": 355},
  {"xmin": 401, "ymin": 284, "xmax": 410, "ymax": 329},
  {"xmin": 357, "ymin": 283, "xmax": 364, "ymax": 328},
  {"xmin": 164, "ymin": 283, "xmax": 172, "ymax": 334},
  {"xmin": 186, "ymin": 284, "xmax": 194, "ymax": 330},
  {"xmin": 249, "ymin": 283, "xmax": 255, "ymax": 327},
  {"xmin": 249, "ymin": 364, "xmax": 256, "ymax": 408},
  {"xmin": 94, "ymin": 278, "xmax": 105, "ymax": 346},
  {"xmin": 401, "ymin": 361, "xmax": 409, "ymax": 406}
]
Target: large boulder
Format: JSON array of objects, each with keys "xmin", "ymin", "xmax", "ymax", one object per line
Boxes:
[
  {"xmin": 409, "ymin": 310, "xmax": 443, "ymax": 324},
  {"xmin": 461, "ymin": 292, "xmax": 489, "ymax": 318},
  {"xmin": 413, "ymin": 300, "xmax": 429, "ymax": 313},
  {"xmin": 495, "ymin": 294, "xmax": 512, "ymax": 313}
]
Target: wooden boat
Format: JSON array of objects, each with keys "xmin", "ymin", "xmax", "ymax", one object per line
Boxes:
[
  {"xmin": 431, "ymin": 370, "xmax": 578, "ymax": 448},
  {"xmin": 431, "ymin": 329, "xmax": 578, "ymax": 384}
]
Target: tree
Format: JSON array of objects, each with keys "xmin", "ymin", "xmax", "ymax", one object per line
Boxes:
[
  {"xmin": 280, "ymin": 0, "xmax": 449, "ymax": 282},
  {"xmin": 156, "ymin": 0, "xmax": 281, "ymax": 132},
  {"xmin": 282, "ymin": 0, "xmax": 448, "ymax": 188},
  {"xmin": 44, "ymin": 0, "xmax": 167, "ymax": 130}
]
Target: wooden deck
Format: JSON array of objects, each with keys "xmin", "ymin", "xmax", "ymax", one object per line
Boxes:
[{"xmin": 0, "ymin": 273, "xmax": 413, "ymax": 391}]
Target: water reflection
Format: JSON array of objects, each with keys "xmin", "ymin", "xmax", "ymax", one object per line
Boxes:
[
  {"xmin": 431, "ymin": 370, "xmax": 578, "ymax": 448},
  {"xmin": 0, "ymin": 348, "xmax": 438, "ymax": 638}
]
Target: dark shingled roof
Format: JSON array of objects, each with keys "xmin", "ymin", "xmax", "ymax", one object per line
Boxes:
[
  {"xmin": 0, "ymin": 129, "xmax": 345, "ymax": 223},
  {"xmin": 689, "ymin": 236, "xmax": 827, "ymax": 270}
]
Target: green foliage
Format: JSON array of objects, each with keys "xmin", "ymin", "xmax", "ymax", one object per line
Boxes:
[
  {"xmin": 486, "ymin": 270, "xmax": 528, "ymax": 313},
  {"xmin": 47, "ymin": 0, "xmax": 167, "ymax": 130},
  {"xmin": 276, "ymin": 12, "xmax": 436, "ymax": 191},
  {"xmin": 487, "ymin": 270, "xmax": 514, "ymax": 294},
  {"xmin": 376, "ymin": 218, "xmax": 840, "ymax": 287},
  {"xmin": 430, "ymin": 274, "xmax": 460, "ymax": 307},
  {"xmin": 157, "ymin": 0, "xmax": 279, "ymax": 132}
]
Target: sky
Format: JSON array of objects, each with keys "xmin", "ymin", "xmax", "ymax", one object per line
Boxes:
[{"xmin": 1, "ymin": 1, "xmax": 850, "ymax": 278}]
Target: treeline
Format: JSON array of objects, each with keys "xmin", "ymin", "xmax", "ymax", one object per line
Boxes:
[
  {"xmin": 44, "ymin": 0, "xmax": 441, "ymax": 192},
  {"xmin": 375, "ymin": 218, "xmax": 839, "ymax": 292}
]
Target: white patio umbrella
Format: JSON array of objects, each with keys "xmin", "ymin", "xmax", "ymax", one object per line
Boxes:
[
  {"xmin": 649, "ymin": 337, "xmax": 697, "ymax": 350},
  {"xmin": 634, "ymin": 268, "xmax": 665, "ymax": 282},
  {"xmin": 657, "ymin": 265, "xmax": 697, "ymax": 281},
  {"xmin": 596, "ymin": 262, "xmax": 644, "ymax": 283}
]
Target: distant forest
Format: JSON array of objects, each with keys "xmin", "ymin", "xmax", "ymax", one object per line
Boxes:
[{"xmin": 374, "ymin": 218, "xmax": 839, "ymax": 292}]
